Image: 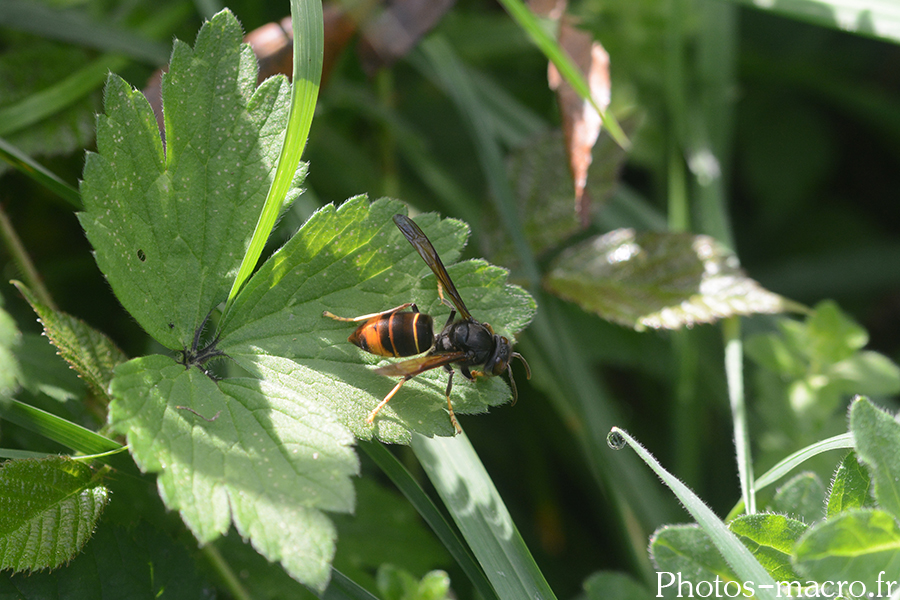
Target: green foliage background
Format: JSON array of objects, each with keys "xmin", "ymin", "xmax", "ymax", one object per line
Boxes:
[{"xmin": 1, "ymin": 0, "xmax": 900, "ymax": 598}]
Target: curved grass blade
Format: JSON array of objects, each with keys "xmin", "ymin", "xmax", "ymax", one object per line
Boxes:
[
  {"xmin": 411, "ymin": 432, "xmax": 557, "ymax": 600},
  {"xmin": 360, "ymin": 440, "xmax": 500, "ymax": 600},
  {"xmin": 494, "ymin": 0, "xmax": 629, "ymax": 149},
  {"xmin": 321, "ymin": 569, "xmax": 383, "ymax": 600},
  {"xmin": 0, "ymin": 399, "xmax": 121, "ymax": 457},
  {"xmin": 0, "ymin": 137, "xmax": 81, "ymax": 209},
  {"xmin": 225, "ymin": 0, "xmax": 324, "ymax": 309},
  {"xmin": 610, "ymin": 427, "xmax": 779, "ymax": 600}
]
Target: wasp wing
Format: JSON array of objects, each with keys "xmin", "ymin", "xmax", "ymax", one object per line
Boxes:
[
  {"xmin": 374, "ymin": 352, "xmax": 466, "ymax": 378},
  {"xmin": 393, "ymin": 213, "xmax": 472, "ymax": 321}
]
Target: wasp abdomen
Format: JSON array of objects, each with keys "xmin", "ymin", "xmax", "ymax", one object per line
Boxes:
[{"xmin": 349, "ymin": 311, "xmax": 434, "ymax": 357}]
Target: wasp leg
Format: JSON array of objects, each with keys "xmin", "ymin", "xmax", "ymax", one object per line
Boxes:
[
  {"xmin": 366, "ymin": 375, "xmax": 411, "ymax": 424},
  {"xmin": 368, "ymin": 373, "xmax": 462, "ymax": 435},
  {"xmin": 443, "ymin": 370, "xmax": 462, "ymax": 435},
  {"xmin": 437, "ymin": 281, "xmax": 455, "ymax": 312},
  {"xmin": 441, "ymin": 308, "xmax": 457, "ymax": 329},
  {"xmin": 324, "ymin": 303, "xmax": 415, "ymax": 323}
]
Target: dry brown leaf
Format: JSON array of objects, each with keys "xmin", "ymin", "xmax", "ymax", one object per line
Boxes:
[{"xmin": 547, "ymin": 19, "xmax": 610, "ymax": 227}]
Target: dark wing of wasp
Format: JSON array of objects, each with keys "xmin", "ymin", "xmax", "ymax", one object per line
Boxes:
[
  {"xmin": 393, "ymin": 214, "xmax": 472, "ymax": 321},
  {"xmin": 373, "ymin": 351, "xmax": 467, "ymax": 378}
]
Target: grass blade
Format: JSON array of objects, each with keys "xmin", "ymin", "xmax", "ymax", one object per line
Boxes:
[
  {"xmin": 0, "ymin": 399, "xmax": 122, "ymax": 457},
  {"xmin": 360, "ymin": 440, "xmax": 500, "ymax": 600},
  {"xmin": 411, "ymin": 432, "xmax": 557, "ymax": 600},
  {"xmin": 321, "ymin": 569, "xmax": 382, "ymax": 600},
  {"xmin": 0, "ymin": 137, "xmax": 81, "ymax": 209},
  {"xmin": 494, "ymin": 0, "xmax": 629, "ymax": 148},
  {"xmin": 610, "ymin": 427, "xmax": 779, "ymax": 600},
  {"xmin": 724, "ymin": 317, "xmax": 755, "ymax": 514},
  {"xmin": 226, "ymin": 0, "xmax": 323, "ymax": 308},
  {"xmin": 725, "ymin": 433, "xmax": 855, "ymax": 521}
]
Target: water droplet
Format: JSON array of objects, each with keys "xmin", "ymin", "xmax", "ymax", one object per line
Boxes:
[{"xmin": 607, "ymin": 430, "xmax": 626, "ymax": 450}]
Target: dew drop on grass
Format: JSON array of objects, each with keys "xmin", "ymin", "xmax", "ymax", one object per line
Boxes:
[{"xmin": 607, "ymin": 429, "xmax": 626, "ymax": 450}]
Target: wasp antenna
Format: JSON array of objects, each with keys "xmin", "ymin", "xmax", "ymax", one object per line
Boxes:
[
  {"xmin": 513, "ymin": 352, "xmax": 532, "ymax": 380},
  {"xmin": 507, "ymin": 364, "xmax": 519, "ymax": 406}
]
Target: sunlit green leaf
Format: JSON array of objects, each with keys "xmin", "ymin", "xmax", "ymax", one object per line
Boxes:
[
  {"xmin": 77, "ymin": 10, "xmax": 298, "ymax": 349},
  {"xmin": 110, "ymin": 354, "xmax": 358, "ymax": 591},
  {"xmin": 795, "ymin": 509, "xmax": 900, "ymax": 589},
  {"xmin": 546, "ymin": 229, "xmax": 788, "ymax": 330},
  {"xmin": 826, "ymin": 452, "xmax": 873, "ymax": 518},
  {"xmin": 850, "ymin": 397, "xmax": 900, "ymax": 520},
  {"xmin": 221, "ymin": 198, "xmax": 536, "ymax": 442},
  {"xmin": 729, "ymin": 514, "xmax": 807, "ymax": 581}
]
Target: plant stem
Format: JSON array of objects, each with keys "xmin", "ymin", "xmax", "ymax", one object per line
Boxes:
[
  {"xmin": 202, "ymin": 544, "xmax": 253, "ymax": 600},
  {"xmin": 0, "ymin": 203, "xmax": 56, "ymax": 310},
  {"xmin": 724, "ymin": 316, "xmax": 755, "ymax": 514}
]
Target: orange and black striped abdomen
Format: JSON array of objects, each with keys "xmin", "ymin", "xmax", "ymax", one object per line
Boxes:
[{"xmin": 349, "ymin": 311, "xmax": 434, "ymax": 357}]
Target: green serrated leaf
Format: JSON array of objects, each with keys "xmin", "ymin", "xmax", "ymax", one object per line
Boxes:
[
  {"xmin": 794, "ymin": 509, "xmax": 900, "ymax": 590},
  {"xmin": 13, "ymin": 281, "xmax": 126, "ymax": 403},
  {"xmin": 0, "ymin": 456, "xmax": 108, "ymax": 571},
  {"xmin": 77, "ymin": 9, "xmax": 296, "ymax": 349},
  {"xmin": 545, "ymin": 229, "xmax": 788, "ymax": 330},
  {"xmin": 109, "ymin": 354, "xmax": 358, "ymax": 591},
  {"xmin": 729, "ymin": 514, "xmax": 807, "ymax": 581},
  {"xmin": 770, "ymin": 472, "xmax": 825, "ymax": 523},
  {"xmin": 219, "ymin": 197, "xmax": 536, "ymax": 442},
  {"xmin": 827, "ymin": 452, "xmax": 873, "ymax": 518},
  {"xmin": 850, "ymin": 397, "xmax": 900, "ymax": 520}
]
